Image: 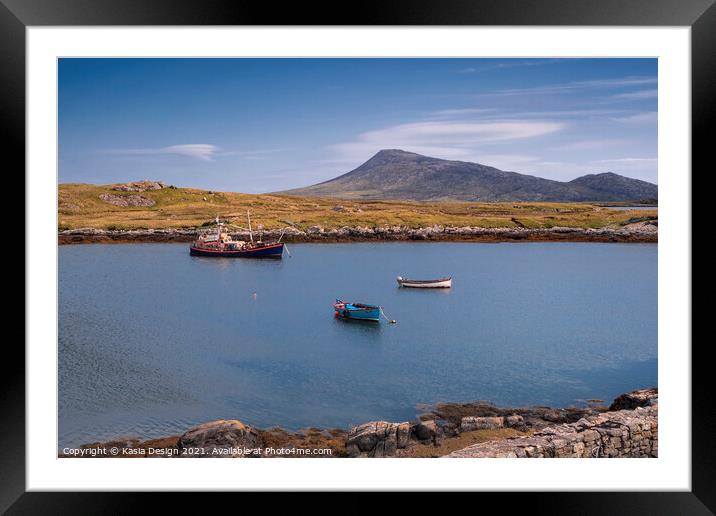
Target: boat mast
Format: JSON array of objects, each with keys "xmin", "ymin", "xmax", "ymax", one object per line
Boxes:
[{"xmin": 247, "ymin": 210, "xmax": 254, "ymax": 243}]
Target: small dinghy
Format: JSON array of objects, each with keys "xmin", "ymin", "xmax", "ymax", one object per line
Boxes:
[
  {"xmin": 397, "ymin": 276, "xmax": 452, "ymax": 288},
  {"xmin": 334, "ymin": 300, "xmax": 381, "ymax": 322}
]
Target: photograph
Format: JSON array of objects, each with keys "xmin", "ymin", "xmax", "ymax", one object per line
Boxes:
[{"xmin": 57, "ymin": 57, "xmax": 659, "ymax": 460}]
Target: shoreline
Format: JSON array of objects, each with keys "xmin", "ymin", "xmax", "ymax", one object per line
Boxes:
[
  {"xmin": 64, "ymin": 388, "xmax": 657, "ymax": 458},
  {"xmin": 58, "ymin": 221, "xmax": 657, "ymax": 245}
]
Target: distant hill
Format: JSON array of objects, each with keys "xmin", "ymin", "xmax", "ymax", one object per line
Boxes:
[
  {"xmin": 279, "ymin": 149, "xmax": 658, "ymax": 202},
  {"xmin": 568, "ymin": 172, "xmax": 658, "ymax": 203}
]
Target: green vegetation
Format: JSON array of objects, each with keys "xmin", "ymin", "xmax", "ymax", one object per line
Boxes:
[{"xmin": 58, "ymin": 183, "xmax": 657, "ymax": 231}]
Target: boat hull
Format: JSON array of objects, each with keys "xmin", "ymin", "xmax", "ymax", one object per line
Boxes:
[
  {"xmin": 334, "ymin": 302, "xmax": 381, "ymax": 322},
  {"xmin": 397, "ymin": 277, "xmax": 452, "ymax": 288},
  {"xmin": 190, "ymin": 243, "xmax": 284, "ymax": 258}
]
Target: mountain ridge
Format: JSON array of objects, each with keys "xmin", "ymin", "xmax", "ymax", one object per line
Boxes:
[{"xmin": 279, "ymin": 149, "xmax": 657, "ymax": 202}]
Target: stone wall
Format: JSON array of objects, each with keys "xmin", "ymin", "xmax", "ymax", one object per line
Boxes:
[
  {"xmin": 58, "ymin": 222, "xmax": 657, "ymax": 245},
  {"xmin": 445, "ymin": 404, "xmax": 657, "ymax": 458}
]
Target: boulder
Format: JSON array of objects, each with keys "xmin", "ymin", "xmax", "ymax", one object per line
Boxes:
[
  {"xmin": 396, "ymin": 422, "xmax": 411, "ymax": 448},
  {"xmin": 460, "ymin": 416, "xmax": 504, "ymax": 432},
  {"xmin": 112, "ymin": 180, "xmax": 167, "ymax": 192},
  {"xmin": 609, "ymin": 388, "xmax": 658, "ymax": 411},
  {"xmin": 504, "ymin": 414, "xmax": 525, "ymax": 429},
  {"xmin": 346, "ymin": 421, "xmax": 410, "ymax": 457},
  {"xmin": 436, "ymin": 419, "xmax": 460, "ymax": 438},
  {"xmin": 306, "ymin": 225, "xmax": 324, "ymax": 235},
  {"xmin": 177, "ymin": 420, "xmax": 261, "ymax": 458},
  {"xmin": 411, "ymin": 419, "xmax": 444, "ymax": 445},
  {"xmin": 540, "ymin": 408, "xmax": 567, "ymax": 423},
  {"xmin": 99, "ymin": 193, "xmax": 155, "ymax": 207}
]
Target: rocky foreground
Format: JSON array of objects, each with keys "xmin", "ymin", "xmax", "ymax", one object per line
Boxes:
[
  {"xmin": 59, "ymin": 220, "xmax": 657, "ymax": 245},
  {"xmin": 68, "ymin": 388, "xmax": 657, "ymax": 458},
  {"xmin": 445, "ymin": 403, "xmax": 656, "ymax": 458}
]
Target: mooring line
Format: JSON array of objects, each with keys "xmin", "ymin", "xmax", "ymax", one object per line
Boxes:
[{"xmin": 380, "ymin": 307, "xmax": 397, "ymax": 324}]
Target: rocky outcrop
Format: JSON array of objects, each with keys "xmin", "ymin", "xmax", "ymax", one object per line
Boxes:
[
  {"xmin": 621, "ymin": 220, "xmax": 657, "ymax": 234},
  {"xmin": 505, "ymin": 415, "xmax": 525, "ymax": 429},
  {"xmin": 422, "ymin": 400, "xmax": 600, "ymax": 430},
  {"xmin": 74, "ymin": 389, "xmax": 657, "ymax": 459},
  {"xmin": 411, "ymin": 419, "xmax": 446, "ymax": 445},
  {"xmin": 346, "ymin": 421, "xmax": 411, "ymax": 457},
  {"xmin": 99, "ymin": 193, "xmax": 156, "ymax": 207},
  {"xmin": 112, "ymin": 180, "xmax": 168, "ymax": 192},
  {"xmin": 347, "ymin": 390, "xmax": 656, "ymax": 458},
  {"xmin": 446, "ymin": 403, "xmax": 657, "ymax": 458},
  {"xmin": 177, "ymin": 420, "xmax": 260, "ymax": 458},
  {"xmin": 609, "ymin": 387, "xmax": 658, "ymax": 411},
  {"xmin": 59, "ymin": 222, "xmax": 658, "ymax": 245},
  {"xmin": 460, "ymin": 416, "xmax": 505, "ymax": 432}
]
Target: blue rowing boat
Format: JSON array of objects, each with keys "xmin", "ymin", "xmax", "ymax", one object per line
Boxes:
[{"xmin": 334, "ymin": 299, "xmax": 381, "ymax": 322}]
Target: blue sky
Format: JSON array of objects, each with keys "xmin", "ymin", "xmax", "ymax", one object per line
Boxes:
[{"xmin": 59, "ymin": 58, "xmax": 657, "ymax": 192}]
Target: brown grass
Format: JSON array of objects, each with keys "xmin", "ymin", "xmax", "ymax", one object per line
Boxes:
[
  {"xmin": 58, "ymin": 183, "xmax": 657, "ymax": 232},
  {"xmin": 257, "ymin": 427, "xmax": 348, "ymax": 458}
]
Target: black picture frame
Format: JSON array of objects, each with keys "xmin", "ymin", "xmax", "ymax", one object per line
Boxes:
[{"xmin": 5, "ymin": 0, "xmax": 709, "ymax": 512}]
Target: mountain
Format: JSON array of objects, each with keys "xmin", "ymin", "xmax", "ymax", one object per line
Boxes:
[{"xmin": 279, "ymin": 149, "xmax": 658, "ymax": 202}]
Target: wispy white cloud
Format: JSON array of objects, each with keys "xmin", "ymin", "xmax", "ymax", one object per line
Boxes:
[
  {"xmin": 103, "ymin": 144, "xmax": 290, "ymax": 162},
  {"xmin": 430, "ymin": 107, "xmax": 630, "ymax": 121},
  {"xmin": 429, "ymin": 108, "xmax": 497, "ymax": 118},
  {"xmin": 329, "ymin": 119, "xmax": 565, "ymax": 163},
  {"xmin": 591, "ymin": 157, "xmax": 657, "ymax": 164},
  {"xmin": 218, "ymin": 147, "xmax": 290, "ymax": 158},
  {"xmin": 478, "ymin": 76, "xmax": 657, "ymax": 97},
  {"xmin": 461, "ymin": 153, "xmax": 540, "ymax": 171},
  {"xmin": 501, "ymin": 109, "xmax": 628, "ymax": 119},
  {"xmin": 458, "ymin": 59, "xmax": 563, "ymax": 74},
  {"xmin": 611, "ymin": 111, "xmax": 658, "ymax": 124},
  {"xmin": 550, "ymin": 139, "xmax": 632, "ymax": 151},
  {"xmin": 359, "ymin": 120, "xmax": 563, "ymax": 144},
  {"xmin": 105, "ymin": 144, "xmax": 219, "ymax": 161},
  {"xmin": 609, "ymin": 90, "xmax": 658, "ymax": 101}
]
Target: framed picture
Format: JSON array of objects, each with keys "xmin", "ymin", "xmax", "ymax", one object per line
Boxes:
[{"xmin": 9, "ymin": 0, "xmax": 708, "ymax": 509}]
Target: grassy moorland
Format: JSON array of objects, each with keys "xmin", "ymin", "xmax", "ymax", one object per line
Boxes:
[{"xmin": 58, "ymin": 183, "xmax": 657, "ymax": 232}]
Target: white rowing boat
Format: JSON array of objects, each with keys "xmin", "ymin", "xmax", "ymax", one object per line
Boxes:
[{"xmin": 396, "ymin": 276, "xmax": 452, "ymax": 288}]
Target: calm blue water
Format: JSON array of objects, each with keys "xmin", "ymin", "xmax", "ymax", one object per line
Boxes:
[{"xmin": 59, "ymin": 242, "xmax": 657, "ymax": 448}]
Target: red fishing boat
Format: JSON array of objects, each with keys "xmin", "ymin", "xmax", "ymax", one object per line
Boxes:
[{"xmin": 189, "ymin": 213, "xmax": 284, "ymax": 258}]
